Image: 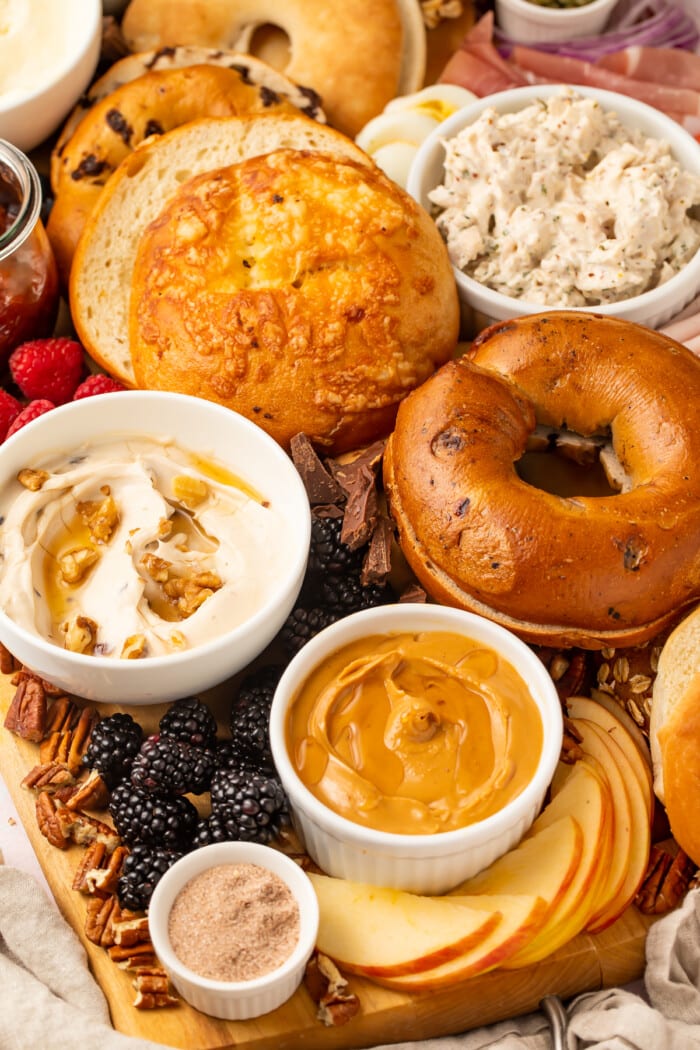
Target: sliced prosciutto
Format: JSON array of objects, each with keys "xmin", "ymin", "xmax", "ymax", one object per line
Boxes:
[{"xmin": 596, "ymin": 46, "xmax": 700, "ymax": 92}]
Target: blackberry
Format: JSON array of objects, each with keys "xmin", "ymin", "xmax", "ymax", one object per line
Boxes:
[
  {"xmin": 82, "ymin": 713, "xmax": 143, "ymax": 789},
  {"xmin": 320, "ymin": 575, "xmax": 393, "ymax": 617},
  {"xmin": 227, "ymin": 665, "xmax": 283, "ymax": 770},
  {"xmin": 279, "ymin": 606, "xmax": 336, "ymax": 656},
  {"xmin": 117, "ymin": 843, "xmax": 183, "ymax": 911},
  {"xmin": 214, "ymin": 738, "xmax": 271, "ymax": 776},
  {"xmin": 109, "ymin": 781, "xmax": 198, "ymax": 850},
  {"xmin": 158, "ymin": 696, "xmax": 217, "ymax": 750},
  {"xmin": 192, "ymin": 812, "xmax": 235, "ymax": 848},
  {"xmin": 308, "ymin": 515, "xmax": 363, "ymax": 576},
  {"xmin": 210, "ymin": 768, "xmax": 287, "ymax": 844},
  {"xmin": 130, "ymin": 734, "xmax": 215, "ymax": 795}
]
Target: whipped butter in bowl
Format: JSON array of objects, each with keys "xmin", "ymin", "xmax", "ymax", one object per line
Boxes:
[{"xmin": 0, "ymin": 392, "xmax": 311, "ymax": 703}]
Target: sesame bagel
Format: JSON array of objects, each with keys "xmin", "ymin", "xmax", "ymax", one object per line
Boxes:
[
  {"xmin": 383, "ymin": 312, "xmax": 700, "ymax": 649},
  {"xmin": 121, "ymin": 0, "xmax": 414, "ymax": 136},
  {"xmin": 47, "ymin": 64, "xmax": 305, "ymax": 284}
]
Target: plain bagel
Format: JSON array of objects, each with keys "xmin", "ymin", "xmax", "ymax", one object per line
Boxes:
[
  {"xmin": 47, "ymin": 63, "xmax": 305, "ymax": 284},
  {"xmin": 120, "ymin": 0, "xmax": 418, "ymax": 136},
  {"xmin": 383, "ymin": 312, "xmax": 700, "ymax": 649}
]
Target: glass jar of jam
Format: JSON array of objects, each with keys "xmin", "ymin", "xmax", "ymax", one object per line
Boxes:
[{"xmin": 0, "ymin": 139, "xmax": 59, "ymax": 364}]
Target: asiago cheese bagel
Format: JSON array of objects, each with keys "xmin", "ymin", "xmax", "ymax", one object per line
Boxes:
[
  {"xmin": 127, "ymin": 149, "xmax": 460, "ymax": 454},
  {"xmin": 47, "ymin": 64, "xmax": 305, "ymax": 284},
  {"xmin": 120, "ymin": 0, "xmax": 419, "ymax": 136},
  {"xmin": 70, "ymin": 112, "xmax": 377, "ymax": 386},
  {"xmin": 383, "ymin": 312, "xmax": 700, "ymax": 649}
]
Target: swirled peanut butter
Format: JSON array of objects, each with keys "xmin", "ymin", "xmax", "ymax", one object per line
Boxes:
[{"xmin": 286, "ymin": 631, "xmax": 543, "ymax": 835}]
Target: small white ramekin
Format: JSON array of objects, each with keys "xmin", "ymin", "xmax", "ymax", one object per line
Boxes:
[
  {"xmin": 270, "ymin": 603, "xmax": 563, "ymax": 895},
  {"xmin": 495, "ymin": 0, "xmax": 618, "ymax": 43},
  {"xmin": 0, "ymin": 0, "xmax": 102, "ymax": 153},
  {"xmin": 0, "ymin": 391, "xmax": 310, "ymax": 704},
  {"xmin": 407, "ymin": 84, "xmax": 700, "ymax": 333},
  {"xmin": 148, "ymin": 841, "xmax": 320, "ymax": 1020}
]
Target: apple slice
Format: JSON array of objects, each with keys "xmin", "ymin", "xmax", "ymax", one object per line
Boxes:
[
  {"xmin": 447, "ymin": 815, "xmax": 583, "ymax": 910},
  {"xmin": 503, "ymin": 759, "xmax": 614, "ymax": 968},
  {"xmin": 374, "ymin": 894, "xmax": 549, "ymax": 991},
  {"xmin": 552, "ymin": 730, "xmax": 630, "ymax": 931},
  {"xmin": 574, "ymin": 717, "xmax": 651, "ymax": 933},
  {"xmin": 308, "ymin": 874, "xmax": 505, "ymax": 977},
  {"xmin": 566, "ymin": 695, "xmax": 653, "ymax": 818}
]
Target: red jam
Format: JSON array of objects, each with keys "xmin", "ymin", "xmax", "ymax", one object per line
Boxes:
[{"xmin": 0, "ymin": 145, "xmax": 59, "ymax": 364}]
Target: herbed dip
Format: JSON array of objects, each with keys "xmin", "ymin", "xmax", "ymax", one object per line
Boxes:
[
  {"xmin": 0, "ymin": 435, "xmax": 287, "ymax": 658},
  {"xmin": 429, "ymin": 87, "xmax": 700, "ymax": 306},
  {"xmin": 286, "ymin": 630, "xmax": 543, "ymax": 835}
]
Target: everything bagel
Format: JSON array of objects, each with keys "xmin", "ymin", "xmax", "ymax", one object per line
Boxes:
[
  {"xmin": 383, "ymin": 312, "xmax": 700, "ymax": 649},
  {"xmin": 47, "ymin": 63, "xmax": 303, "ymax": 283}
]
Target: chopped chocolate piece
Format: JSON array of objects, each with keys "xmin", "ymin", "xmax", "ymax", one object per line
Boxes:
[
  {"xmin": 290, "ymin": 433, "xmax": 344, "ymax": 505},
  {"xmin": 340, "ymin": 463, "xmax": 378, "ymax": 550},
  {"xmin": 399, "ymin": 583, "xmax": 428, "ymax": 603},
  {"xmin": 361, "ymin": 512, "xmax": 392, "ymax": 586},
  {"xmin": 312, "ymin": 503, "xmax": 344, "ymax": 520}
]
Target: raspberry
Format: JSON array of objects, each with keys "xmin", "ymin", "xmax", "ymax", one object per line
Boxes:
[
  {"xmin": 72, "ymin": 374, "xmax": 126, "ymax": 399},
  {"xmin": 5, "ymin": 399, "xmax": 55, "ymax": 438},
  {"xmin": 9, "ymin": 338, "xmax": 85, "ymax": 405},
  {"xmin": 0, "ymin": 390, "xmax": 22, "ymax": 441}
]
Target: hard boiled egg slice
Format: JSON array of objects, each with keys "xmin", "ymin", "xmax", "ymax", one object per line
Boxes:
[
  {"xmin": 355, "ymin": 111, "xmax": 439, "ymax": 158},
  {"xmin": 384, "ymin": 84, "xmax": 478, "ymax": 123},
  {"xmin": 370, "ymin": 142, "xmax": 421, "ymax": 189}
]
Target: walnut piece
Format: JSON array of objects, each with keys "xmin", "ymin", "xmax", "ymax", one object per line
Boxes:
[
  {"xmin": 172, "ymin": 474, "xmax": 208, "ymax": 507},
  {"xmin": 163, "ymin": 571, "xmax": 222, "ymax": 617},
  {"xmin": 59, "ymin": 546, "xmax": 99, "ymax": 584},
  {"xmin": 17, "ymin": 468, "xmax": 49, "ymax": 491},
  {"xmin": 4, "ymin": 676, "xmax": 47, "ymax": 741},
  {"xmin": 121, "ymin": 634, "xmax": 147, "ymax": 659},
  {"xmin": 77, "ymin": 486, "xmax": 119, "ymax": 544},
  {"xmin": 62, "ymin": 615, "xmax": 98, "ymax": 654}
]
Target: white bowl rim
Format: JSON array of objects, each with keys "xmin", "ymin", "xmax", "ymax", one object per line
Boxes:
[
  {"xmin": 270, "ymin": 602, "xmax": 563, "ymax": 854},
  {"xmin": 407, "ymin": 83, "xmax": 700, "ymax": 318},
  {"xmin": 0, "ymin": 0, "xmax": 102, "ymax": 115},
  {"xmin": 496, "ymin": 0, "xmax": 617, "ymax": 18},
  {"xmin": 0, "ymin": 390, "xmax": 311, "ymax": 673},
  {"xmin": 148, "ymin": 841, "xmax": 320, "ymax": 992}
]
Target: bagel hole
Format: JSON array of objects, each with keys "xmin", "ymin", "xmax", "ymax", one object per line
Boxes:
[
  {"xmin": 247, "ymin": 25, "xmax": 292, "ymax": 70},
  {"xmin": 516, "ymin": 427, "xmax": 620, "ymax": 498}
]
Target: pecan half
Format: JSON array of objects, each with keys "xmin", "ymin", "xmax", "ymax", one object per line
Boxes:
[
  {"xmin": 40, "ymin": 706, "xmax": 97, "ymax": 774},
  {"xmin": 0, "ymin": 641, "xmax": 20, "ymax": 675},
  {"xmin": 304, "ymin": 952, "xmax": 360, "ymax": 1027},
  {"xmin": 22, "ymin": 761, "xmax": 75, "ymax": 793},
  {"xmin": 109, "ymin": 942, "xmax": 157, "ymax": 968},
  {"xmin": 55, "ymin": 805, "xmax": 121, "ymax": 852},
  {"xmin": 44, "ymin": 695, "xmax": 80, "ymax": 735},
  {"xmin": 85, "ymin": 895, "xmax": 122, "ymax": 947},
  {"xmin": 36, "ymin": 793, "xmax": 70, "ymax": 849},
  {"xmin": 112, "ymin": 915, "xmax": 150, "ymax": 947},
  {"xmin": 64, "ymin": 769, "xmax": 110, "ymax": 811},
  {"xmin": 635, "ymin": 844, "xmax": 696, "ymax": 915},
  {"xmin": 561, "ymin": 717, "xmax": 584, "ymax": 765},
  {"xmin": 4, "ymin": 676, "xmax": 47, "ymax": 741}
]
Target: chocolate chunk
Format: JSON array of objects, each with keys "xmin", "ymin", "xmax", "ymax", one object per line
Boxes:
[
  {"xmin": 340, "ymin": 463, "xmax": 377, "ymax": 551},
  {"xmin": 361, "ymin": 513, "xmax": 392, "ymax": 586},
  {"xmin": 399, "ymin": 583, "xmax": 428, "ymax": 603},
  {"xmin": 290, "ymin": 433, "xmax": 344, "ymax": 506}
]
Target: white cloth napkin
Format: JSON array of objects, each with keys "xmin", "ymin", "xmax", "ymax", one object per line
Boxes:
[{"xmin": 3, "ymin": 865, "xmax": 700, "ymax": 1050}]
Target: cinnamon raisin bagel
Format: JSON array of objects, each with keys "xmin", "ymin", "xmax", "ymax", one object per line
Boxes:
[
  {"xmin": 383, "ymin": 312, "xmax": 700, "ymax": 649},
  {"xmin": 47, "ymin": 63, "xmax": 303, "ymax": 283}
]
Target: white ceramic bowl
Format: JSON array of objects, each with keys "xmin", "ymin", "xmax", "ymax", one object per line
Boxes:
[
  {"xmin": 270, "ymin": 603, "xmax": 563, "ymax": 895},
  {"xmin": 148, "ymin": 841, "xmax": 320, "ymax": 1020},
  {"xmin": 0, "ymin": 392, "xmax": 310, "ymax": 704},
  {"xmin": 495, "ymin": 0, "xmax": 618, "ymax": 43},
  {"xmin": 0, "ymin": 0, "xmax": 102, "ymax": 153},
  {"xmin": 407, "ymin": 85, "xmax": 700, "ymax": 332}
]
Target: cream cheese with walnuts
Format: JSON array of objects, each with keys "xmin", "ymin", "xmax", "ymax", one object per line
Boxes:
[
  {"xmin": 429, "ymin": 88, "xmax": 700, "ymax": 306},
  {"xmin": 0, "ymin": 435, "xmax": 286, "ymax": 658}
]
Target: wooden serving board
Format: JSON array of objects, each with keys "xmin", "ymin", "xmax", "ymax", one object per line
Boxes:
[{"xmin": 0, "ymin": 673, "xmax": 657, "ymax": 1050}]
